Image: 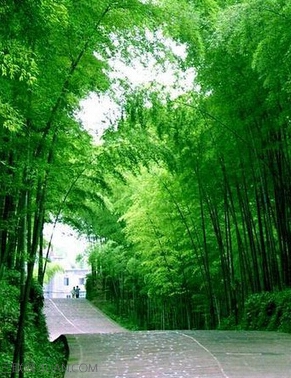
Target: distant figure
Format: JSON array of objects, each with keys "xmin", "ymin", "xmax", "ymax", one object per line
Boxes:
[
  {"xmin": 71, "ymin": 286, "xmax": 76, "ymax": 299},
  {"xmin": 75, "ymin": 285, "xmax": 80, "ymax": 299}
]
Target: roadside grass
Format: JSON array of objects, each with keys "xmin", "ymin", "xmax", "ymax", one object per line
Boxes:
[
  {"xmin": 90, "ymin": 298, "xmax": 141, "ymax": 331},
  {"xmin": 90, "ymin": 289, "xmax": 291, "ymax": 334}
]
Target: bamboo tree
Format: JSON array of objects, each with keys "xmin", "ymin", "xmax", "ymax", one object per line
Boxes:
[{"xmin": 0, "ymin": 1, "xmax": 170, "ymax": 375}]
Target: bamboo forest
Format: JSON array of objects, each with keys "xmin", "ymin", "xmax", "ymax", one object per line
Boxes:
[{"xmin": 1, "ymin": 1, "xmax": 291, "ymax": 377}]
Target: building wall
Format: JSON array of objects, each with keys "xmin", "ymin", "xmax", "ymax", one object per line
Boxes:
[{"xmin": 44, "ymin": 269, "xmax": 90, "ymax": 299}]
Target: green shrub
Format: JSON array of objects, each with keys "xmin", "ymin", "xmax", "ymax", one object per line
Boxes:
[
  {"xmin": 241, "ymin": 290, "xmax": 291, "ymax": 333},
  {"xmin": 0, "ymin": 270, "xmax": 20, "ymax": 372},
  {"xmin": 0, "ymin": 272, "xmax": 67, "ymax": 378},
  {"xmin": 218, "ymin": 315, "xmax": 241, "ymax": 330}
]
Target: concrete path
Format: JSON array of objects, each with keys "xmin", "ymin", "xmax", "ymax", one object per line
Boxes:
[
  {"xmin": 44, "ymin": 298, "xmax": 291, "ymax": 378},
  {"xmin": 44, "ymin": 298, "xmax": 125, "ymax": 341}
]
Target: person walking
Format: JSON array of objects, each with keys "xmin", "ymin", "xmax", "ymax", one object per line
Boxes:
[
  {"xmin": 71, "ymin": 286, "xmax": 76, "ymax": 299},
  {"xmin": 75, "ymin": 285, "xmax": 80, "ymax": 298}
]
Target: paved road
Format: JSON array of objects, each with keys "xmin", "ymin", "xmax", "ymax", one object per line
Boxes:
[
  {"xmin": 44, "ymin": 299, "xmax": 291, "ymax": 378},
  {"xmin": 44, "ymin": 298, "xmax": 125, "ymax": 341}
]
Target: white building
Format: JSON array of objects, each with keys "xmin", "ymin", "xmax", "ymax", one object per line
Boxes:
[
  {"xmin": 44, "ymin": 268, "xmax": 90, "ymax": 298},
  {"xmin": 43, "ymin": 247, "xmax": 90, "ymax": 299}
]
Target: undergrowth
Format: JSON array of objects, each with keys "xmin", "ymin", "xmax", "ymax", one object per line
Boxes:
[
  {"xmin": 218, "ymin": 289, "xmax": 291, "ymax": 333},
  {"xmin": 0, "ymin": 270, "xmax": 67, "ymax": 378},
  {"xmin": 91, "ymin": 289, "xmax": 291, "ymax": 334},
  {"xmin": 90, "ymin": 298, "xmax": 140, "ymax": 330}
]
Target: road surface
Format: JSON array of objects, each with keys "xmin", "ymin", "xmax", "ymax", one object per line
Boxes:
[{"xmin": 44, "ymin": 298, "xmax": 291, "ymax": 378}]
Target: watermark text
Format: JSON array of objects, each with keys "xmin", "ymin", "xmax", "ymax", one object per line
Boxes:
[{"xmin": 1, "ymin": 362, "xmax": 98, "ymax": 374}]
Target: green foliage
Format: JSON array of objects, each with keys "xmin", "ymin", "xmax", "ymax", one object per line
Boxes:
[
  {"xmin": 89, "ymin": 17, "xmax": 291, "ymax": 325},
  {"xmin": 0, "ymin": 271, "xmax": 20, "ymax": 362},
  {"xmin": 64, "ymin": 0, "xmax": 291, "ymax": 333},
  {"xmin": 241, "ymin": 290, "xmax": 291, "ymax": 333},
  {"xmin": 90, "ymin": 297, "xmax": 140, "ymax": 331},
  {"xmin": 3, "ymin": 0, "xmax": 291, "ymax": 348},
  {"xmin": 0, "ymin": 0, "xmax": 172, "ymax": 373},
  {"xmin": 0, "ymin": 273, "xmax": 66, "ymax": 378}
]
